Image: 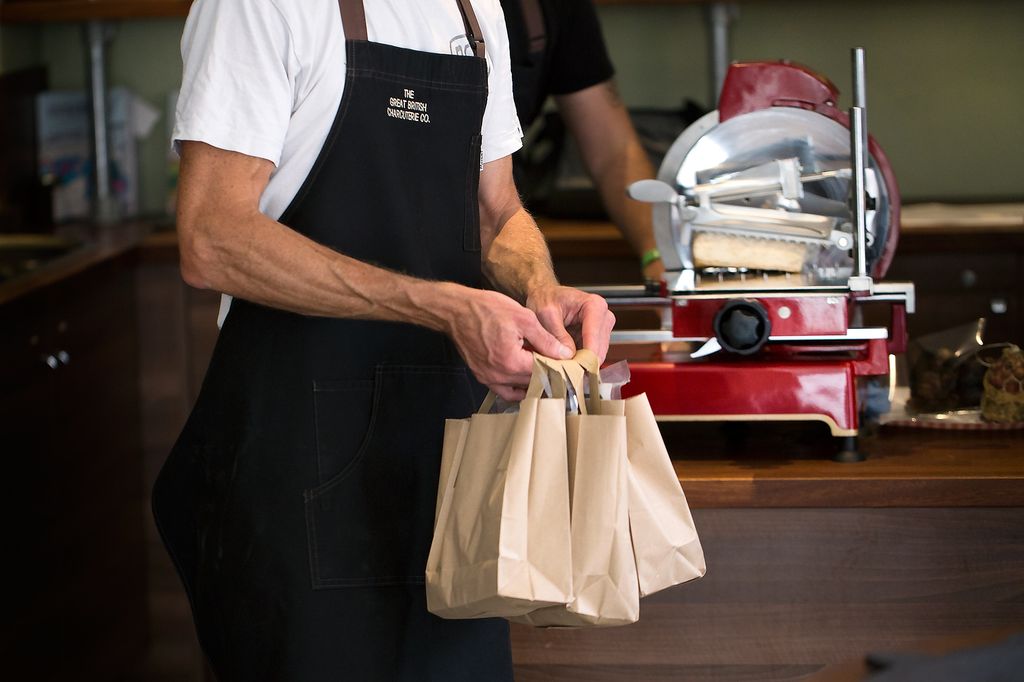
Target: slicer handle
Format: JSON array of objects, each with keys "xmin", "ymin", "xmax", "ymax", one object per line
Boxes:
[{"xmin": 628, "ymin": 179, "xmax": 679, "ymax": 204}]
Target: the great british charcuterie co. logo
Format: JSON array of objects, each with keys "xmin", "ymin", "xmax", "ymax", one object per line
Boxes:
[{"xmin": 386, "ymin": 88, "xmax": 431, "ymax": 124}]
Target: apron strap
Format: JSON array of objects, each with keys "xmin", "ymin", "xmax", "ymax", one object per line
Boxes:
[
  {"xmin": 338, "ymin": 0, "xmax": 367, "ymax": 41},
  {"xmin": 339, "ymin": 0, "xmax": 485, "ymax": 61},
  {"xmin": 455, "ymin": 0, "xmax": 487, "ymax": 61},
  {"xmin": 518, "ymin": 0, "xmax": 546, "ymax": 56}
]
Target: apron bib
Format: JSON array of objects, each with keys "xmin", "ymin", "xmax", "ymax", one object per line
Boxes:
[{"xmin": 152, "ymin": 1, "xmax": 512, "ymax": 679}]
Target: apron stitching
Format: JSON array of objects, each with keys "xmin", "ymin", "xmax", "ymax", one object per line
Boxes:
[
  {"xmin": 347, "ymin": 68, "xmax": 486, "ymax": 92},
  {"xmin": 306, "ymin": 370, "xmax": 385, "ymax": 499},
  {"xmin": 311, "ymin": 380, "xmax": 324, "ymax": 483},
  {"xmin": 278, "ymin": 43, "xmax": 362, "ymax": 226},
  {"xmin": 305, "ymin": 491, "xmax": 323, "ymax": 586}
]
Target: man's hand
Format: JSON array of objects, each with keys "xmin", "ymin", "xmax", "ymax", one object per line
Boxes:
[
  {"xmin": 446, "ymin": 287, "xmax": 574, "ymax": 401},
  {"xmin": 526, "ymin": 285, "xmax": 616, "ymax": 365}
]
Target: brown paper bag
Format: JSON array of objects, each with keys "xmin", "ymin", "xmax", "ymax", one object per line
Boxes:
[
  {"xmin": 425, "ymin": 356, "xmax": 574, "ymax": 619},
  {"xmin": 575, "ymin": 351, "xmax": 706, "ymax": 597},
  {"xmin": 511, "ymin": 355, "xmax": 640, "ymax": 627}
]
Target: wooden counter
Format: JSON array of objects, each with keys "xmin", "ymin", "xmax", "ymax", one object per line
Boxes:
[
  {"xmin": 0, "ymin": 220, "xmax": 157, "ymax": 306},
  {"xmin": 513, "ymin": 424, "xmax": 1024, "ymax": 681},
  {"xmin": 1, "ymin": 222, "xmax": 152, "ymax": 681},
  {"xmin": 520, "ymin": 210, "xmax": 1024, "ymax": 680},
  {"xmin": 670, "ymin": 423, "xmax": 1024, "ymax": 508},
  {"xmin": 535, "ymin": 200, "xmax": 1024, "ymax": 675}
]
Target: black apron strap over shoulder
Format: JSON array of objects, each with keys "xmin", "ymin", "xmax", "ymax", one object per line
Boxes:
[{"xmin": 339, "ymin": 0, "xmax": 486, "ymax": 60}]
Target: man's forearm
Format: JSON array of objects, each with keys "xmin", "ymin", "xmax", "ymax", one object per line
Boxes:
[
  {"xmin": 591, "ymin": 136, "xmax": 659, "ymax": 258},
  {"xmin": 556, "ymin": 82, "xmax": 659, "ymax": 259},
  {"xmin": 476, "ymin": 155, "xmax": 561, "ymax": 302},
  {"xmin": 182, "ymin": 207, "xmax": 463, "ymax": 334},
  {"xmin": 481, "ymin": 206, "xmax": 560, "ymax": 302}
]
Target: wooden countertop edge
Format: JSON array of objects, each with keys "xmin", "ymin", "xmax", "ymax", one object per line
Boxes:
[
  {"xmin": 683, "ymin": 477, "xmax": 1024, "ymax": 508},
  {"xmin": 0, "ymin": 220, "xmax": 155, "ymax": 306}
]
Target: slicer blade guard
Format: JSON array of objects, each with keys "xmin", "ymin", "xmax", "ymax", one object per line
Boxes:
[{"xmin": 639, "ymin": 60, "xmax": 901, "ymax": 292}]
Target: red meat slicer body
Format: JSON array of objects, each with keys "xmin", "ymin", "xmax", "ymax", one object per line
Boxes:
[{"xmin": 606, "ymin": 52, "xmax": 914, "ymax": 461}]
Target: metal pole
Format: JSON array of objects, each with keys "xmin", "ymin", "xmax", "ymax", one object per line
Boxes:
[
  {"xmin": 852, "ymin": 46, "xmax": 867, "ymax": 133},
  {"xmin": 848, "ymin": 47, "xmax": 871, "ymax": 291},
  {"xmin": 707, "ymin": 3, "xmax": 737, "ymax": 107},
  {"xmin": 86, "ymin": 20, "xmax": 118, "ymax": 224}
]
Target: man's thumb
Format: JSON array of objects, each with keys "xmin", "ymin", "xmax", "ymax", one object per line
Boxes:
[{"xmin": 524, "ymin": 320, "xmax": 574, "ymax": 360}]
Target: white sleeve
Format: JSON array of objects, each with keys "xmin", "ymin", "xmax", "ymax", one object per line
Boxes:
[
  {"xmin": 172, "ymin": 0, "xmax": 296, "ymax": 165},
  {"xmin": 478, "ymin": 0, "xmax": 523, "ymax": 164}
]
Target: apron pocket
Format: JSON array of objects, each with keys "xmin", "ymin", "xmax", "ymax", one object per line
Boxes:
[
  {"xmin": 312, "ymin": 378, "xmax": 377, "ymax": 486},
  {"xmin": 305, "ymin": 365, "xmax": 475, "ymax": 588}
]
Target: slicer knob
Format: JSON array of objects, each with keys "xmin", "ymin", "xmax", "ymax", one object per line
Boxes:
[{"xmin": 713, "ymin": 300, "xmax": 772, "ymax": 355}]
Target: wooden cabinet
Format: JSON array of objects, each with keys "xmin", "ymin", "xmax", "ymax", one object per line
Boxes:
[
  {"xmin": 133, "ymin": 234, "xmax": 220, "ymax": 682},
  {"xmin": 0, "ymin": 252, "xmax": 148, "ymax": 680},
  {"xmin": 887, "ymin": 231, "xmax": 1024, "ymax": 345}
]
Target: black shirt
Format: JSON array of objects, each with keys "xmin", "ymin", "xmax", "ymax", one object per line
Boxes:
[{"xmin": 499, "ymin": 0, "xmax": 616, "ymax": 130}]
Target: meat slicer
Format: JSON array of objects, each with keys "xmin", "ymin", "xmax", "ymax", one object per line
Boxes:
[{"xmin": 603, "ymin": 49, "xmax": 914, "ymax": 461}]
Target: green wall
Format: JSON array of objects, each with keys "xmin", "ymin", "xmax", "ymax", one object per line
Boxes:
[
  {"xmin": 1, "ymin": 24, "xmax": 41, "ymax": 73},
  {"xmin": 3, "ymin": 0, "xmax": 1021, "ymax": 215},
  {"xmin": 27, "ymin": 19, "xmax": 184, "ymax": 217},
  {"xmin": 599, "ymin": 0, "xmax": 1024, "ymax": 202}
]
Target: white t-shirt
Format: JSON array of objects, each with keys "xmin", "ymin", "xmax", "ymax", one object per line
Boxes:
[{"xmin": 172, "ymin": 0, "xmax": 523, "ymax": 324}]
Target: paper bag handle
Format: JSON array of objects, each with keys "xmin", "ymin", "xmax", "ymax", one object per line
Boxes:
[
  {"xmin": 527, "ymin": 353, "xmax": 570, "ymax": 400},
  {"xmin": 476, "ymin": 353, "xmax": 570, "ymax": 414},
  {"xmin": 569, "ymin": 349, "xmax": 603, "ymax": 415}
]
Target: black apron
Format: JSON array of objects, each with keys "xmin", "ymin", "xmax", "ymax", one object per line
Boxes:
[{"xmin": 152, "ymin": 1, "xmax": 513, "ymax": 678}]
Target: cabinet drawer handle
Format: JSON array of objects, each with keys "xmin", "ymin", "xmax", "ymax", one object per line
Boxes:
[
  {"xmin": 43, "ymin": 354, "xmax": 59, "ymax": 370},
  {"xmin": 57, "ymin": 350, "xmax": 71, "ymax": 365}
]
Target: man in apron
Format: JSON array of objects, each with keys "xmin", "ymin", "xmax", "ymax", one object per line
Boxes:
[{"xmin": 153, "ymin": 0, "xmax": 615, "ymax": 679}]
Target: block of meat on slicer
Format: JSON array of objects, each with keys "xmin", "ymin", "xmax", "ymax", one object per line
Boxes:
[{"xmin": 692, "ymin": 233, "xmax": 810, "ymax": 273}]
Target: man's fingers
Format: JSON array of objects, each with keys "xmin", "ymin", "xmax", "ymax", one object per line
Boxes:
[
  {"xmin": 502, "ymin": 345, "xmax": 536, "ymax": 384},
  {"xmin": 522, "ymin": 316, "xmax": 574, "ymax": 360},
  {"xmin": 491, "ymin": 384, "xmax": 527, "ymax": 402},
  {"xmin": 533, "ymin": 304, "xmax": 577, "ymax": 356},
  {"xmin": 579, "ymin": 296, "xmax": 615, "ymax": 363}
]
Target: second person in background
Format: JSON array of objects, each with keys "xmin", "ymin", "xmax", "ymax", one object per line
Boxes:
[{"xmin": 501, "ymin": 0, "xmax": 665, "ymax": 282}]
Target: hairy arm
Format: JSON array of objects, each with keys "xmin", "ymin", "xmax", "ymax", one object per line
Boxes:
[
  {"xmin": 176, "ymin": 141, "xmax": 570, "ymax": 399},
  {"xmin": 476, "ymin": 155, "xmax": 616, "ymax": 380},
  {"xmin": 555, "ymin": 80, "xmax": 664, "ymax": 280}
]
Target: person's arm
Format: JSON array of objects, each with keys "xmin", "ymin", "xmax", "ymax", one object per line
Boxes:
[
  {"xmin": 176, "ymin": 141, "xmax": 574, "ymax": 400},
  {"xmin": 475, "ymin": 154, "xmax": 616, "ymax": 389},
  {"xmin": 554, "ymin": 80, "xmax": 665, "ymax": 281}
]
